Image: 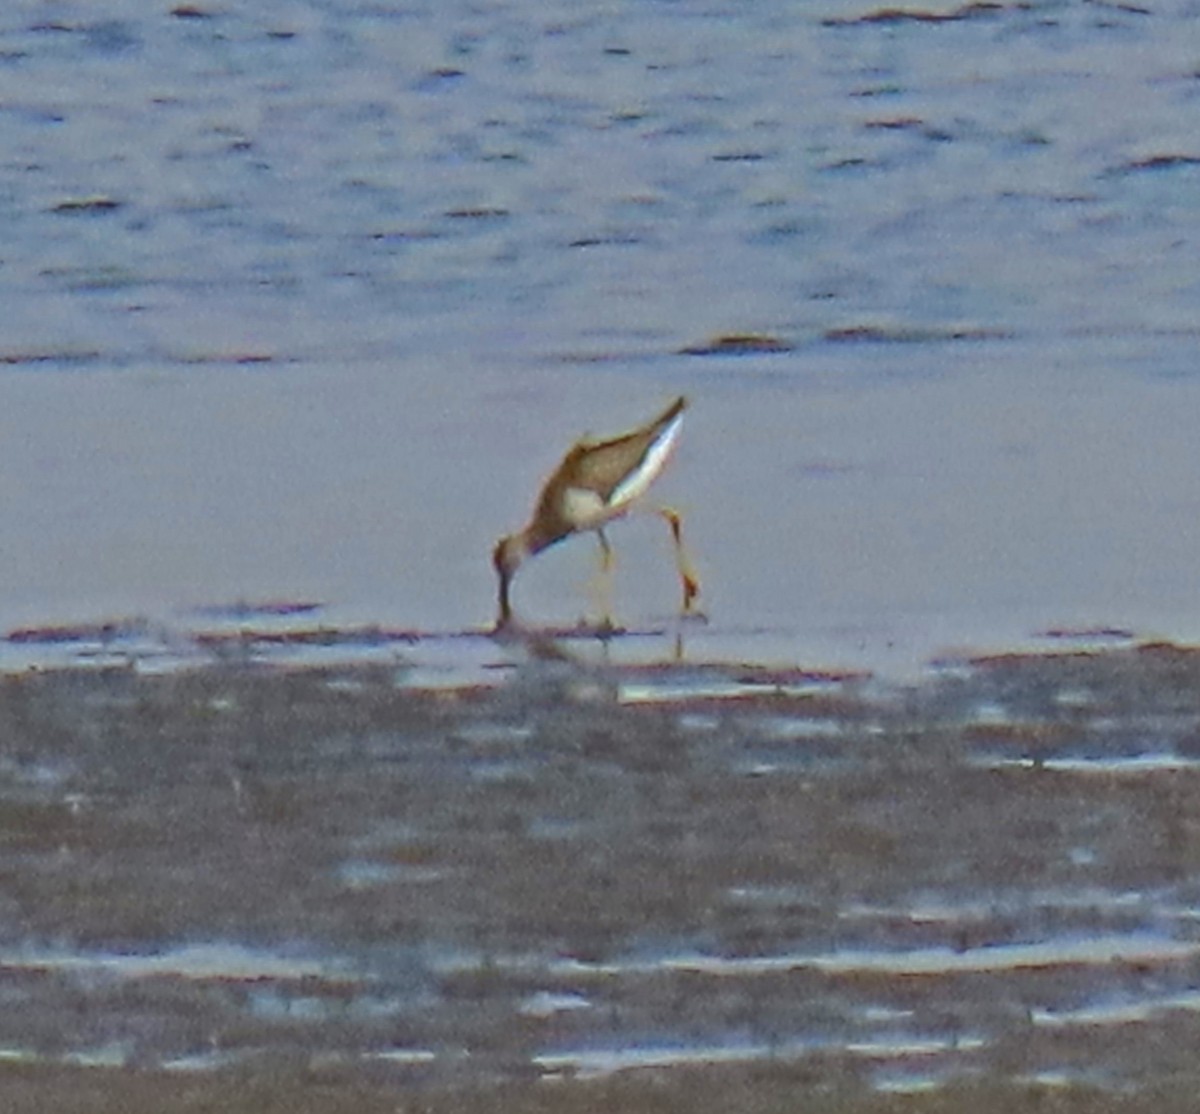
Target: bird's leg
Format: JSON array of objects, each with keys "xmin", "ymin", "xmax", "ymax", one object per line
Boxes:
[
  {"xmin": 657, "ymin": 507, "xmax": 701, "ymax": 615},
  {"xmin": 588, "ymin": 528, "xmax": 616, "ymax": 632}
]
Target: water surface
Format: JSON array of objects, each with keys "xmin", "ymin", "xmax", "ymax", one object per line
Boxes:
[{"xmin": 3, "ymin": 1, "xmax": 1200, "ymax": 674}]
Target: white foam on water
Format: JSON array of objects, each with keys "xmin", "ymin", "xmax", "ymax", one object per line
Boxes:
[
  {"xmin": 0, "ymin": 942, "xmax": 353, "ymax": 983},
  {"xmin": 531, "ymin": 933, "xmax": 1200, "ymax": 980}
]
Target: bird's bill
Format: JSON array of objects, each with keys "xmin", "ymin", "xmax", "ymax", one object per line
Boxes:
[{"xmin": 496, "ymin": 566, "xmax": 514, "ymax": 627}]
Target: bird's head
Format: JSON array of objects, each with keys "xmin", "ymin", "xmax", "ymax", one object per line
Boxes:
[{"xmin": 492, "ymin": 533, "xmax": 528, "ymax": 626}]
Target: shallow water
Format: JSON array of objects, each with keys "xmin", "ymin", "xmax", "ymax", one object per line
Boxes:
[{"xmin": 3, "ymin": 2, "xmax": 1200, "ymax": 675}]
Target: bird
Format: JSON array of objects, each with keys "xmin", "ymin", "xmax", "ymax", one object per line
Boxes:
[{"xmin": 492, "ymin": 396, "xmax": 700, "ymax": 628}]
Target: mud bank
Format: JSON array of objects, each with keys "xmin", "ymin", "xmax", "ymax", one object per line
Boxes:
[{"xmin": 2, "ymin": 644, "xmax": 1200, "ymax": 1110}]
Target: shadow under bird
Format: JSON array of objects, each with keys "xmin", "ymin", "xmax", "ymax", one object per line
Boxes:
[{"xmin": 492, "ymin": 396, "xmax": 701, "ymax": 627}]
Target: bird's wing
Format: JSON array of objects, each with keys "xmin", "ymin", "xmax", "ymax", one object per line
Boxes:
[{"xmin": 571, "ymin": 398, "xmax": 686, "ymax": 506}]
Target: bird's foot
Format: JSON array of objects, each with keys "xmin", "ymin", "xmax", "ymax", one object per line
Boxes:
[
  {"xmin": 592, "ymin": 613, "xmax": 619, "ymax": 639},
  {"xmin": 679, "ymin": 575, "xmax": 705, "ymax": 621}
]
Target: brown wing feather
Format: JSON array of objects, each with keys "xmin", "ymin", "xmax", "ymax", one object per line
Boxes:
[
  {"xmin": 566, "ymin": 396, "xmax": 686, "ymax": 500},
  {"xmin": 522, "ymin": 397, "xmax": 686, "ymax": 555}
]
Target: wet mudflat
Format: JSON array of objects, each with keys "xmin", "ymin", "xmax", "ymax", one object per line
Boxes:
[{"xmin": 3, "ymin": 642, "xmax": 1200, "ymax": 1110}]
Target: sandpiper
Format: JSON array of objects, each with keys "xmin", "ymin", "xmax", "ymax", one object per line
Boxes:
[{"xmin": 493, "ymin": 396, "xmax": 700, "ymax": 627}]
